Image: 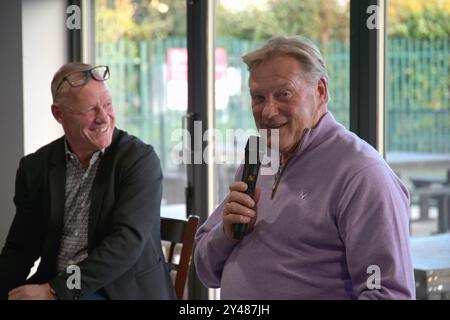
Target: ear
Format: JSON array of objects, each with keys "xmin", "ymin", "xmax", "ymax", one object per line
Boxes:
[
  {"xmin": 316, "ymin": 77, "xmax": 328, "ymax": 107},
  {"xmin": 51, "ymin": 104, "xmax": 64, "ymax": 125}
]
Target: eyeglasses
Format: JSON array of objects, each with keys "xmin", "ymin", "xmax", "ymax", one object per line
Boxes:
[{"xmin": 54, "ymin": 65, "xmax": 110, "ymax": 97}]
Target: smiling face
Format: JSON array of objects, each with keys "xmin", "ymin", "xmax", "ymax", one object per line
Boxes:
[
  {"xmin": 249, "ymin": 54, "xmax": 328, "ymax": 161},
  {"xmin": 51, "ymin": 80, "xmax": 115, "ymax": 162}
]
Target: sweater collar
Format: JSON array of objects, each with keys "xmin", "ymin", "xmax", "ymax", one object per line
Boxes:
[
  {"xmin": 293, "ymin": 111, "xmax": 341, "ymax": 158},
  {"xmin": 260, "ymin": 111, "xmax": 341, "ymax": 175}
]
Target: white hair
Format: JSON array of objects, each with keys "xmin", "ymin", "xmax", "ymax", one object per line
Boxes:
[{"xmin": 242, "ymin": 35, "xmax": 330, "ymax": 103}]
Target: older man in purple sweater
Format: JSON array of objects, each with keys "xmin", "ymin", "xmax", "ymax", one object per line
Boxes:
[{"xmin": 194, "ymin": 35, "xmax": 415, "ymax": 299}]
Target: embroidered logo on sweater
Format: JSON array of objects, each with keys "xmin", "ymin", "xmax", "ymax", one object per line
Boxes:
[{"xmin": 299, "ymin": 190, "xmax": 308, "ymax": 200}]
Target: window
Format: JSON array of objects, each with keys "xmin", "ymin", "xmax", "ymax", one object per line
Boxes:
[
  {"xmin": 211, "ymin": 0, "xmax": 350, "ymax": 299},
  {"xmin": 385, "ymin": 0, "xmax": 450, "ymax": 236},
  {"xmin": 213, "ymin": 0, "xmax": 350, "ymax": 205},
  {"xmin": 95, "ymin": 0, "xmax": 188, "ymax": 218}
]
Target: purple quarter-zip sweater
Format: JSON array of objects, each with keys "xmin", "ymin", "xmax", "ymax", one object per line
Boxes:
[{"xmin": 194, "ymin": 112, "xmax": 415, "ymax": 299}]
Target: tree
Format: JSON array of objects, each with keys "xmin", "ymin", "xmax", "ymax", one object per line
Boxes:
[
  {"xmin": 96, "ymin": 0, "xmax": 450, "ymax": 42},
  {"xmin": 388, "ymin": 0, "xmax": 450, "ymax": 38},
  {"xmin": 96, "ymin": 0, "xmax": 135, "ymax": 42},
  {"xmin": 96, "ymin": 0, "xmax": 186, "ymax": 43},
  {"xmin": 216, "ymin": 0, "xmax": 349, "ymax": 44}
]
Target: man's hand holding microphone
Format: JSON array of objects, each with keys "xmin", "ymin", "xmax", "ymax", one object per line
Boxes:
[{"xmin": 222, "ymin": 136, "xmax": 262, "ymax": 241}]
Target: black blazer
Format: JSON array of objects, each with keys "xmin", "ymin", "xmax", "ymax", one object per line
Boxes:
[{"xmin": 0, "ymin": 129, "xmax": 175, "ymax": 300}]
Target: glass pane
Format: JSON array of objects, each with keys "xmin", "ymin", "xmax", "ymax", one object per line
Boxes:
[
  {"xmin": 386, "ymin": 0, "xmax": 450, "ymax": 300},
  {"xmin": 95, "ymin": 0, "xmax": 188, "ymax": 297},
  {"xmin": 212, "ymin": 0, "xmax": 350, "ymax": 299},
  {"xmin": 214, "ymin": 0, "xmax": 350, "ymax": 206},
  {"xmin": 95, "ymin": 0, "xmax": 187, "ymax": 216}
]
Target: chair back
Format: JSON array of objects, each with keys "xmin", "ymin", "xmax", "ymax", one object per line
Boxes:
[{"xmin": 161, "ymin": 215, "xmax": 200, "ymax": 299}]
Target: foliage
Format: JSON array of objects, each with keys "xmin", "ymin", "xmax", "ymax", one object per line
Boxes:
[
  {"xmin": 96, "ymin": 0, "xmax": 186, "ymax": 42},
  {"xmin": 387, "ymin": 0, "xmax": 450, "ymax": 22},
  {"xmin": 96, "ymin": 0, "xmax": 450, "ymax": 42},
  {"xmin": 216, "ymin": 0, "xmax": 349, "ymax": 44},
  {"xmin": 94, "ymin": 0, "xmax": 450, "ymax": 155},
  {"xmin": 387, "ymin": 0, "xmax": 450, "ymax": 38}
]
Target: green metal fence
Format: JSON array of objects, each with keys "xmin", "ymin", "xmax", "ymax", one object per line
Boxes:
[
  {"xmin": 96, "ymin": 36, "xmax": 450, "ymax": 170},
  {"xmin": 386, "ymin": 37, "xmax": 450, "ymax": 153}
]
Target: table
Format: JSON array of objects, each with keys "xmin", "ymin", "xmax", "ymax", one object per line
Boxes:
[
  {"xmin": 411, "ymin": 176, "xmax": 449, "ymax": 221},
  {"xmin": 414, "ymin": 187, "xmax": 450, "ymax": 233},
  {"xmin": 386, "ymin": 152, "xmax": 450, "ymax": 172},
  {"xmin": 386, "ymin": 152, "xmax": 450, "ymax": 224},
  {"xmin": 411, "ymin": 234, "xmax": 450, "ymax": 299}
]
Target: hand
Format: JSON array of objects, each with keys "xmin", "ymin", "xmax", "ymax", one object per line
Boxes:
[
  {"xmin": 8, "ymin": 283, "xmax": 57, "ymax": 300},
  {"xmin": 222, "ymin": 181, "xmax": 261, "ymax": 241}
]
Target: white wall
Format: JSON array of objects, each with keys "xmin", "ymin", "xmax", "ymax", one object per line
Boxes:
[
  {"xmin": 22, "ymin": 0, "xmax": 65, "ymax": 155},
  {"xmin": 0, "ymin": 0, "xmax": 67, "ymax": 248},
  {"xmin": 0, "ymin": 0, "xmax": 24, "ymax": 248}
]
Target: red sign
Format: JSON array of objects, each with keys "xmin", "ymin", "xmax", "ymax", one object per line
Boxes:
[
  {"xmin": 167, "ymin": 48, "xmax": 228, "ymax": 81},
  {"xmin": 215, "ymin": 48, "xmax": 227, "ymax": 79}
]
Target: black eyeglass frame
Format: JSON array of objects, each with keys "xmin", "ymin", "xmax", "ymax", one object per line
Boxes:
[{"xmin": 54, "ymin": 65, "xmax": 110, "ymax": 96}]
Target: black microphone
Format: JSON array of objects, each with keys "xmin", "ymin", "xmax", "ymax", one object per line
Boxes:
[{"xmin": 232, "ymin": 135, "xmax": 262, "ymax": 240}]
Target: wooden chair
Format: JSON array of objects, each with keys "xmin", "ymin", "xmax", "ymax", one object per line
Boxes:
[{"xmin": 160, "ymin": 215, "xmax": 199, "ymax": 300}]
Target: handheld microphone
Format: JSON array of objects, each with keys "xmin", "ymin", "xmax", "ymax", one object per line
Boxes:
[{"xmin": 232, "ymin": 135, "xmax": 262, "ymax": 240}]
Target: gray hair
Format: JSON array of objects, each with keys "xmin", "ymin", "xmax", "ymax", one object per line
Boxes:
[
  {"xmin": 51, "ymin": 62, "xmax": 94, "ymax": 102},
  {"xmin": 242, "ymin": 35, "xmax": 330, "ymax": 103}
]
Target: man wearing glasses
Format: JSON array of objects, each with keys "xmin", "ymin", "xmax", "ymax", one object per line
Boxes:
[{"xmin": 0, "ymin": 63, "xmax": 175, "ymax": 300}]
